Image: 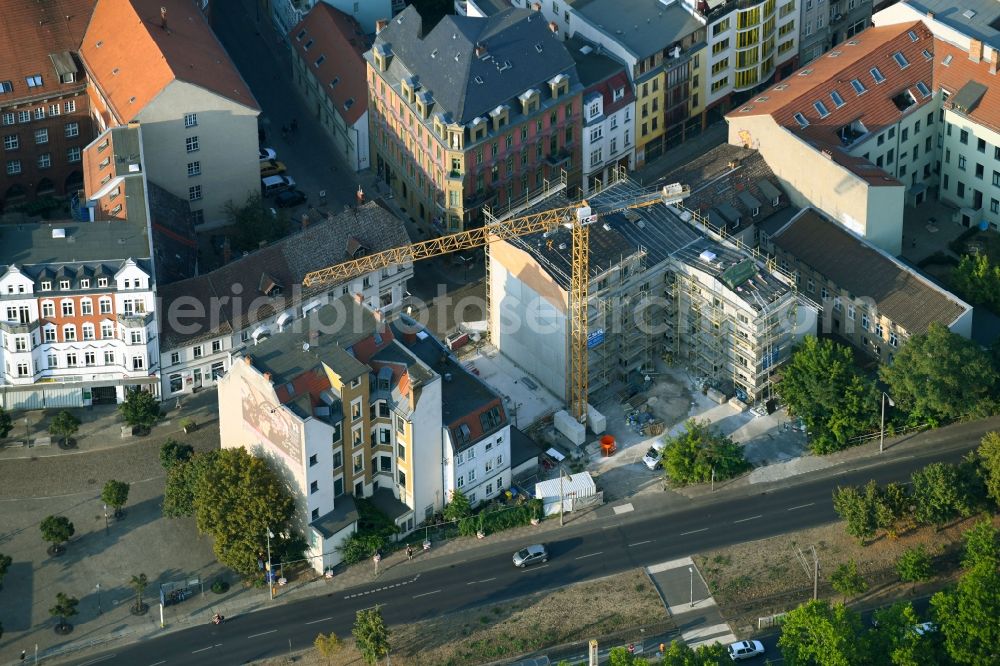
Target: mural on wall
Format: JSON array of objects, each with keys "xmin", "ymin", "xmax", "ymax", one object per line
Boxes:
[{"xmin": 241, "ymin": 375, "xmax": 302, "ymax": 465}]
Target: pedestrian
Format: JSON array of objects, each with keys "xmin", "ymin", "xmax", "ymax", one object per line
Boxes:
[
  {"xmin": 21, "ymin": 650, "xmax": 27, "ymax": 661},
  {"xmin": 406, "ymin": 544, "xmax": 414, "ymax": 561},
  {"xmin": 290, "ymin": 118, "xmax": 298, "ymax": 133}
]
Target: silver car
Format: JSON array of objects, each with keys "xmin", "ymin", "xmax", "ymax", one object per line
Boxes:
[{"xmin": 513, "ymin": 544, "xmax": 548, "ymax": 568}]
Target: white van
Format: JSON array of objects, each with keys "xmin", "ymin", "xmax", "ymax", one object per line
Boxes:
[{"xmin": 261, "ymin": 175, "xmax": 295, "ymax": 197}]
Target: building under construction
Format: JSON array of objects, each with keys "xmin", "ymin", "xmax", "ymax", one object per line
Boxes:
[{"xmin": 486, "ymin": 169, "xmax": 816, "ymax": 407}]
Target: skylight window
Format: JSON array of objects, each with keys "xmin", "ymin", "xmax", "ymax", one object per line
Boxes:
[
  {"xmin": 870, "ymin": 67, "xmax": 885, "ymax": 84},
  {"xmin": 330, "ymin": 77, "xmax": 340, "ymax": 88},
  {"xmin": 296, "ymin": 29, "xmax": 307, "ymax": 41},
  {"xmin": 922, "ymin": 49, "xmax": 932, "ymax": 60},
  {"xmin": 916, "ymin": 81, "xmax": 931, "ymax": 97},
  {"xmin": 798, "ymin": 68, "xmax": 814, "ymax": 77},
  {"xmin": 892, "ymin": 52, "xmax": 910, "ymax": 68},
  {"xmin": 813, "ymin": 100, "xmax": 830, "ymax": 118},
  {"xmin": 794, "ymin": 112, "xmax": 809, "ymax": 128},
  {"xmin": 851, "ymin": 78, "xmax": 867, "ymax": 94},
  {"xmin": 907, "ymin": 30, "xmax": 919, "ymax": 42},
  {"xmin": 830, "ymin": 90, "xmax": 845, "ymax": 108},
  {"xmin": 304, "ymin": 39, "xmax": 314, "ymax": 50},
  {"xmin": 942, "ymin": 54, "xmax": 953, "ymax": 66},
  {"xmin": 314, "ymin": 55, "xmax": 326, "ymax": 67}
]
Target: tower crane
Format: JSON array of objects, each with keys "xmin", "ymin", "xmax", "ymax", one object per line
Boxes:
[{"xmin": 303, "ymin": 182, "xmax": 691, "ymax": 422}]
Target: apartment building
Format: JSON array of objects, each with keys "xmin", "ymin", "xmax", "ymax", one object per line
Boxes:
[
  {"xmin": 688, "ymin": 0, "xmax": 801, "ymax": 117},
  {"xmin": 566, "ymin": 38, "xmax": 636, "ymax": 195},
  {"xmin": 531, "ymin": 0, "xmax": 706, "ymax": 166},
  {"xmin": 158, "ymin": 201, "xmax": 411, "ymax": 399},
  {"xmin": 0, "ymin": 0, "xmax": 95, "ymax": 208},
  {"xmin": 366, "ymin": 5, "xmax": 583, "ymax": 233},
  {"xmin": 799, "ymin": 0, "xmax": 874, "ymax": 64},
  {"xmin": 80, "ymin": 0, "xmax": 260, "ymax": 229},
  {"xmin": 874, "ymin": 0, "xmax": 1000, "ymax": 229},
  {"xmin": 765, "ymin": 207, "xmax": 972, "ymax": 360},
  {"xmin": 289, "ymin": 4, "xmax": 371, "ymax": 172},
  {"xmin": 218, "ymin": 296, "xmax": 509, "ymax": 573},
  {"xmin": 0, "ymin": 131, "xmax": 159, "ymax": 409},
  {"xmin": 726, "ymin": 21, "xmax": 940, "ymax": 254},
  {"xmin": 487, "ymin": 175, "xmax": 814, "ymax": 406}
]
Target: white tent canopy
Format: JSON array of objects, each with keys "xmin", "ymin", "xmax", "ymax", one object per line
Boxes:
[{"xmin": 534, "ymin": 472, "xmax": 596, "ymax": 516}]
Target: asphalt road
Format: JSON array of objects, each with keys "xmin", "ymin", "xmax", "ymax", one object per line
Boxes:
[{"xmin": 66, "ymin": 431, "xmax": 978, "ymax": 666}]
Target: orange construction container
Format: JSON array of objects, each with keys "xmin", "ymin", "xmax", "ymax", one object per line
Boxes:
[{"xmin": 600, "ymin": 435, "xmax": 617, "ymax": 456}]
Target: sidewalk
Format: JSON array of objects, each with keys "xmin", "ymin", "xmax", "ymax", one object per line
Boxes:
[
  {"xmin": 632, "ymin": 121, "xmax": 729, "ymax": 186},
  {"xmin": 0, "ymin": 389, "xmax": 219, "ymax": 461},
  {"xmin": 647, "ymin": 556, "xmax": 736, "ymax": 649}
]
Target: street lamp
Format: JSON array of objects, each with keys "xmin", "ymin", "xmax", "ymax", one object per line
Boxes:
[
  {"xmin": 266, "ymin": 529, "xmax": 275, "ymax": 601},
  {"xmin": 880, "ymin": 392, "xmax": 894, "ymax": 454},
  {"xmin": 96, "ymin": 583, "xmax": 102, "ymax": 615},
  {"xmin": 688, "ymin": 566, "xmax": 694, "ymax": 607},
  {"xmin": 103, "ymin": 504, "xmax": 109, "ymax": 536}
]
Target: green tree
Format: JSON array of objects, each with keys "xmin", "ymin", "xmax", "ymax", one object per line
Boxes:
[
  {"xmin": 49, "ymin": 592, "xmax": 79, "ymax": 632},
  {"xmin": 48, "ymin": 410, "xmax": 80, "ymax": 447},
  {"xmin": 0, "ymin": 405, "xmax": 12, "ymax": 438},
  {"xmin": 951, "ymin": 252, "xmax": 1000, "ymax": 312},
  {"xmin": 830, "ymin": 559, "xmax": 868, "ymax": 598},
  {"xmin": 878, "ymin": 482, "xmax": 912, "ymax": 538},
  {"xmin": 961, "ymin": 518, "xmax": 999, "ymax": 571},
  {"xmin": 659, "ymin": 640, "xmax": 729, "ymax": 665},
  {"xmin": 778, "ymin": 599, "xmax": 868, "ymax": 666},
  {"xmin": 193, "ymin": 448, "xmax": 295, "ymax": 577},
  {"xmin": 159, "ymin": 439, "xmax": 194, "ymax": 470},
  {"xmin": 607, "ymin": 647, "xmax": 644, "ymax": 666},
  {"xmin": 352, "ymin": 606, "xmax": 390, "ymax": 665},
  {"xmin": 932, "ymin": 563, "xmax": 1000, "ymax": 665},
  {"xmin": 313, "ymin": 632, "xmax": 344, "ymax": 665},
  {"xmin": 869, "ymin": 601, "xmax": 939, "ymax": 666},
  {"xmin": 910, "ymin": 462, "xmax": 978, "ymax": 528},
  {"xmin": 660, "ymin": 419, "xmax": 750, "ymax": 485},
  {"xmin": 896, "ymin": 545, "xmax": 934, "ymax": 586},
  {"xmin": 977, "ymin": 431, "xmax": 1000, "ymax": 507},
  {"xmin": 162, "ymin": 450, "xmax": 218, "ymax": 518},
  {"xmin": 880, "ymin": 322, "xmax": 999, "ymax": 423},
  {"xmin": 776, "ymin": 336, "xmax": 880, "ymax": 454},
  {"xmin": 0, "ymin": 552, "xmax": 11, "ymax": 586},
  {"xmin": 101, "ymin": 480, "xmax": 130, "ymax": 518},
  {"xmin": 833, "ymin": 483, "xmax": 880, "ymax": 544},
  {"xmin": 39, "ymin": 515, "xmax": 75, "ymax": 555},
  {"xmin": 129, "ymin": 573, "xmax": 148, "ymax": 613},
  {"xmin": 442, "ymin": 489, "xmax": 472, "ymax": 522},
  {"xmin": 226, "ymin": 193, "xmax": 288, "ymax": 253},
  {"xmin": 119, "ymin": 388, "xmax": 161, "ymax": 434}
]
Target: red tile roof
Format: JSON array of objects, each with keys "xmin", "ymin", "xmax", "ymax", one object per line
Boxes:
[
  {"xmin": 289, "ymin": 3, "xmax": 370, "ymax": 126},
  {"xmin": 80, "ymin": 0, "xmax": 258, "ymax": 123},
  {"xmin": 728, "ymin": 21, "xmax": 936, "ymax": 185},
  {"xmin": 0, "ymin": 0, "xmax": 95, "ymax": 103},
  {"xmin": 933, "ymin": 39, "xmax": 1000, "ymax": 135}
]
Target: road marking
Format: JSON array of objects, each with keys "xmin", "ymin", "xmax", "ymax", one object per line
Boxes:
[
  {"xmin": 77, "ymin": 657, "xmax": 116, "ymax": 666},
  {"xmin": 522, "ymin": 564, "xmax": 549, "ymax": 572},
  {"xmin": 305, "ymin": 617, "xmax": 334, "ymax": 625},
  {"xmin": 733, "ymin": 515, "xmax": 763, "ymax": 523},
  {"xmin": 648, "ymin": 556, "xmax": 694, "ymax": 573},
  {"xmin": 575, "ymin": 551, "xmax": 603, "ymax": 560},
  {"xmin": 679, "ymin": 528, "xmax": 709, "ymax": 536},
  {"xmin": 613, "ymin": 503, "xmax": 635, "ymax": 514},
  {"xmin": 147, "ymin": 661, "xmax": 166, "ymax": 666},
  {"xmin": 412, "ymin": 589, "xmax": 441, "ymax": 598},
  {"xmin": 191, "ymin": 646, "xmax": 217, "ymax": 654},
  {"xmin": 467, "ymin": 577, "xmax": 497, "ymax": 585},
  {"xmin": 787, "ymin": 503, "xmax": 815, "ymax": 511},
  {"xmin": 248, "ymin": 629, "xmax": 278, "ymax": 639},
  {"xmin": 628, "ymin": 540, "xmax": 652, "ymax": 547}
]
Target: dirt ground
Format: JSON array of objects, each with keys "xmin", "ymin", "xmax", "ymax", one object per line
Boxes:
[
  {"xmin": 693, "ymin": 514, "xmax": 1000, "ymax": 633},
  {"xmin": 252, "ymin": 569, "xmax": 668, "ymax": 666},
  {"xmin": 642, "ymin": 368, "xmax": 695, "ymax": 429}
]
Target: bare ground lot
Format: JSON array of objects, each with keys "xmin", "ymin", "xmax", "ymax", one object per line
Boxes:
[
  {"xmin": 252, "ymin": 568, "xmax": 669, "ymax": 665},
  {"xmin": 693, "ymin": 514, "xmax": 1000, "ymax": 633}
]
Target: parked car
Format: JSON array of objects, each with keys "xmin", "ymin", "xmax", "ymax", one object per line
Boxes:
[
  {"xmin": 261, "ymin": 175, "xmax": 295, "ymax": 197},
  {"xmin": 274, "ymin": 189, "xmax": 306, "ymax": 208},
  {"xmin": 513, "ymin": 544, "xmax": 548, "ymax": 568},
  {"xmin": 643, "ymin": 441, "xmax": 665, "ymax": 470},
  {"xmin": 727, "ymin": 640, "xmax": 764, "ymax": 661},
  {"xmin": 259, "ymin": 147, "xmax": 277, "ymax": 161},
  {"xmin": 259, "ymin": 159, "xmax": 287, "ymax": 177}
]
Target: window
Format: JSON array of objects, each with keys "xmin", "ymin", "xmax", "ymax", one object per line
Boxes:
[
  {"xmin": 892, "ymin": 52, "xmax": 909, "ymax": 68},
  {"xmin": 397, "ymin": 469, "xmax": 406, "ymax": 486},
  {"xmin": 830, "ymin": 91, "xmax": 845, "ymax": 108},
  {"xmin": 41, "ymin": 280, "xmax": 51, "ymax": 291},
  {"xmin": 104, "ymin": 351, "xmax": 115, "ymax": 365},
  {"xmin": 915, "ymin": 81, "xmax": 931, "ymax": 97},
  {"xmin": 848, "ymin": 305, "xmax": 855, "ymax": 320},
  {"xmin": 99, "ymin": 298, "xmax": 111, "ymax": 314},
  {"xmin": 861, "ymin": 314, "xmax": 869, "ymax": 331},
  {"xmin": 960, "ymin": 129, "xmax": 968, "ymax": 145},
  {"xmin": 63, "ymin": 324, "xmax": 76, "ymax": 341},
  {"xmin": 193, "ymin": 345, "xmax": 203, "ymax": 359},
  {"xmin": 6, "ymin": 160, "xmax": 19, "ymax": 175},
  {"xmin": 26, "ymin": 75, "xmax": 42, "ymax": 88},
  {"xmin": 959, "ymin": 155, "xmax": 967, "ymax": 170},
  {"xmin": 813, "ymin": 101, "xmax": 829, "ymax": 118},
  {"xmin": 2, "ymin": 113, "xmax": 12, "ymax": 125},
  {"xmin": 184, "ymin": 113, "xmax": 197, "ymax": 128},
  {"xmin": 212, "ymin": 339, "xmax": 222, "ymax": 353},
  {"xmin": 870, "ymin": 67, "xmax": 885, "ymax": 84},
  {"xmin": 85, "ymin": 351, "xmax": 95, "ymax": 366},
  {"xmin": 3, "ymin": 134, "xmax": 18, "ymax": 150},
  {"xmin": 131, "ymin": 330, "xmax": 143, "ymax": 345},
  {"xmin": 17, "ymin": 110, "xmax": 29, "ymax": 123},
  {"xmin": 64, "ymin": 122, "xmax": 79, "ymax": 138},
  {"xmin": 185, "ymin": 136, "xmax": 199, "ymax": 153},
  {"xmin": 37, "ymin": 153, "xmax": 50, "ymax": 169},
  {"xmin": 188, "ymin": 185, "xmax": 202, "ymax": 201},
  {"xmin": 468, "ymin": 469, "xmax": 477, "ymax": 482},
  {"xmin": 353, "ymin": 453, "xmax": 364, "ymax": 473},
  {"xmin": 310, "ymin": 480, "xmax": 318, "ymax": 494},
  {"xmin": 333, "ymin": 450, "xmax": 343, "ymax": 469},
  {"xmin": 793, "ymin": 113, "xmax": 808, "ymax": 127},
  {"xmin": 61, "ymin": 300, "xmax": 74, "ymax": 316},
  {"xmin": 850, "ymin": 78, "xmax": 866, "ymax": 94},
  {"xmin": 47, "ymin": 354, "xmax": 58, "ymax": 368},
  {"xmin": 65, "ymin": 353, "xmax": 77, "ymax": 368},
  {"xmin": 80, "ymin": 299, "xmax": 92, "ymax": 315},
  {"xmin": 64, "ymin": 100, "xmax": 76, "ymax": 113},
  {"xmin": 187, "ymin": 161, "xmax": 201, "ymax": 177},
  {"xmin": 42, "ymin": 302, "xmax": 54, "ymax": 317},
  {"xmin": 34, "ymin": 128, "xmax": 48, "ymax": 144}
]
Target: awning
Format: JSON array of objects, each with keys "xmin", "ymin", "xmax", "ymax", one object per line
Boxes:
[
  {"xmin": 302, "ymin": 299, "xmax": 322, "ymax": 315},
  {"xmin": 276, "ymin": 312, "xmax": 292, "ymax": 328},
  {"xmin": 251, "ymin": 325, "xmax": 269, "ymax": 340}
]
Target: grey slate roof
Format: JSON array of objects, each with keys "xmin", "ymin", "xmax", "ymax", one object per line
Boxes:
[
  {"xmin": 311, "ymin": 494, "xmax": 358, "ymax": 538},
  {"xmin": 147, "ymin": 180, "xmax": 198, "ymax": 285},
  {"xmin": 565, "ymin": 0, "xmax": 705, "ymax": 60},
  {"xmin": 899, "ymin": 0, "xmax": 1000, "ymax": 49},
  {"xmin": 770, "ymin": 208, "xmax": 971, "ymax": 334},
  {"xmin": 159, "ymin": 201, "xmax": 410, "ymax": 349},
  {"xmin": 374, "ymin": 5, "xmax": 577, "ymax": 124}
]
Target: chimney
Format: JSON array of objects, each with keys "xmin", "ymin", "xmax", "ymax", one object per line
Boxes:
[
  {"xmin": 403, "ymin": 331, "xmax": 417, "ymax": 345},
  {"xmin": 990, "ymin": 49, "xmax": 998, "ymax": 75},
  {"xmin": 375, "ymin": 18, "xmax": 389, "ymax": 34},
  {"xmin": 549, "ymin": 22, "xmax": 558, "ymax": 34},
  {"xmin": 970, "ymin": 39, "xmax": 983, "ymax": 63},
  {"xmin": 301, "ymin": 213, "xmax": 309, "ymax": 231},
  {"xmin": 474, "ymin": 43, "xmax": 487, "ymax": 58},
  {"xmin": 353, "ymin": 292, "xmax": 364, "ymax": 305},
  {"xmin": 243, "ymin": 356, "xmax": 252, "ymax": 365},
  {"xmin": 160, "ymin": 6, "xmax": 168, "ymax": 30},
  {"xmin": 531, "ymin": 1, "xmax": 541, "ymax": 10},
  {"xmin": 263, "ymin": 372, "xmax": 271, "ymax": 382},
  {"xmin": 926, "ymin": 11, "xmax": 934, "ymax": 19}
]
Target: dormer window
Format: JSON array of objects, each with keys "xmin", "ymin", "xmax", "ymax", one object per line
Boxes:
[
  {"xmin": 613, "ymin": 87, "xmax": 624, "ymax": 101},
  {"xmin": 548, "ymin": 73, "xmax": 569, "ymax": 100},
  {"xmin": 59, "ymin": 279, "xmax": 70, "ymax": 290},
  {"xmin": 41, "ymin": 281, "xmax": 52, "ymax": 291}
]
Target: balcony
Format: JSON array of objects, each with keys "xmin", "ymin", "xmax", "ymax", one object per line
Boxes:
[
  {"xmin": 117, "ymin": 312, "xmax": 153, "ymax": 328},
  {"xmin": 0, "ymin": 319, "xmax": 38, "ymax": 335}
]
